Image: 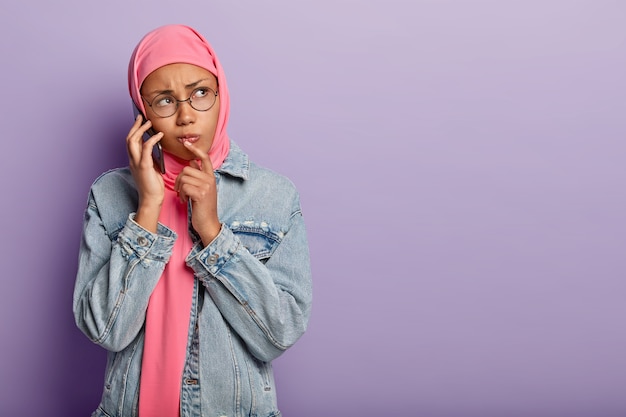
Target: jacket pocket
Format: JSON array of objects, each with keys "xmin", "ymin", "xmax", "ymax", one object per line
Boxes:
[
  {"xmin": 230, "ymin": 221, "xmax": 283, "ymax": 262},
  {"xmin": 243, "ymin": 354, "xmax": 279, "ymax": 415}
]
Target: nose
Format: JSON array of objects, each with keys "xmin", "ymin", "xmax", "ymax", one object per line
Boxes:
[{"xmin": 175, "ymin": 99, "xmax": 195, "ymax": 125}]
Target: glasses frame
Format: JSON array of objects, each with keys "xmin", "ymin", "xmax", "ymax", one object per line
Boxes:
[{"xmin": 141, "ymin": 87, "xmax": 219, "ymax": 118}]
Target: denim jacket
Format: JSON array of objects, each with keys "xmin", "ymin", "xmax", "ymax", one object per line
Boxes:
[{"xmin": 73, "ymin": 141, "xmax": 312, "ymax": 417}]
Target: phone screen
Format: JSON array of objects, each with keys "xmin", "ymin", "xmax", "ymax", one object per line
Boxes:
[{"xmin": 132, "ymin": 105, "xmax": 166, "ymax": 174}]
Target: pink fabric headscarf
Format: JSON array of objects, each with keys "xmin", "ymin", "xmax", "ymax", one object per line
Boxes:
[
  {"xmin": 128, "ymin": 23, "xmax": 230, "ymax": 169},
  {"xmin": 127, "ymin": 24, "xmax": 231, "ymax": 417}
]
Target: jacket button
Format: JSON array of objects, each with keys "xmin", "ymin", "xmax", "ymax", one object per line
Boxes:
[
  {"xmin": 208, "ymin": 254, "xmax": 219, "ymax": 264},
  {"xmin": 137, "ymin": 236, "xmax": 148, "ymax": 246}
]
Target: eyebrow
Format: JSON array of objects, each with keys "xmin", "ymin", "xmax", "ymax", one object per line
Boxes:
[{"xmin": 146, "ymin": 78, "xmax": 215, "ymax": 96}]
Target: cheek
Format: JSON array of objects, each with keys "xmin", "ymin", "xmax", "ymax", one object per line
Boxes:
[
  {"xmin": 159, "ymin": 136, "xmax": 179, "ymax": 150},
  {"xmin": 148, "ymin": 119, "xmax": 168, "ymax": 136}
]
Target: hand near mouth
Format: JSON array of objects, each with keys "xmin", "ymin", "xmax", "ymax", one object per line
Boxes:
[
  {"xmin": 174, "ymin": 141, "xmax": 221, "ymax": 246},
  {"xmin": 178, "ymin": 135, "xmax": 200, "ymax": 145}
]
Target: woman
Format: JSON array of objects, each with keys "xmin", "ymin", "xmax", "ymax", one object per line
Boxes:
[{"xmin": 73, "ymin": 24, "xmax": 312, "ymax": 417}]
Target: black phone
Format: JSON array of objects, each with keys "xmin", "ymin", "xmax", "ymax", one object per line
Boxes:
[{"xmin": 133, "ymin": 105, "xmax": 166, "ymax": 174}]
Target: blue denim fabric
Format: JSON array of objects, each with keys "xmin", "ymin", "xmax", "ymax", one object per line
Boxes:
[{"xmin": 73, "ymin": 141, "xmax": 312, "ymax": 417}]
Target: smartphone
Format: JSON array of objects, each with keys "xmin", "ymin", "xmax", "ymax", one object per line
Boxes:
[{"xmin": 132, "ymin": 104, "xmax": 166, "ymax": 174}]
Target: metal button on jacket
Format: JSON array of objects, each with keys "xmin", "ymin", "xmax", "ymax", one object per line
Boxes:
[{"xmin": 207, "ymin": 254, "xmax": 219, "ymax": 264}]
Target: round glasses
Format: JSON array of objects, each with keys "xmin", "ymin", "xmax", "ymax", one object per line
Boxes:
[{"xmin": 142, "ymin": 87, "xmax": 218, "ymax": 118}]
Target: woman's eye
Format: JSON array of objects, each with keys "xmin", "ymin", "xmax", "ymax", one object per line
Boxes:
[
  {"xmin": 155, "ymin": 96, "xmax": 175, "ymax": 107},
  {"xmin": 193, "ymin": 88, "xmax": 209, "ymax": 98}
]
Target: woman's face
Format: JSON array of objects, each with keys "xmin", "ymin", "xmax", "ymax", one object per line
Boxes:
[{"xmin": 140, "ymin": 63, "xmax": 220, "ymax": 161}]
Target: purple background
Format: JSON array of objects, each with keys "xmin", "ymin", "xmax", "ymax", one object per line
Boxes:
[{"xmin": 1, "ymin": 1, "xmax": 625, "ymax": 416}]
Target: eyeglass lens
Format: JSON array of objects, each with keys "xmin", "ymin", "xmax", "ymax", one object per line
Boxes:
[{"xmin": 149, "ymin": 87, "xmax": 218, "ymax": 117}]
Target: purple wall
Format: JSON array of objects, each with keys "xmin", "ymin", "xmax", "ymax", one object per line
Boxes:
[{"xmin": 1, "ymin": 1, "xmax": 625, "ymax": 416}]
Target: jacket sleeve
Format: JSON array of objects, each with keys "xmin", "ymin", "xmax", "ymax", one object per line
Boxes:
[
  {"xmin": 185, "ymin": 192, "xmax": 313, "ymax": 362},
  {"xmin": 73, "ymin": 190, "xmax": 176, "ymax": 352}
]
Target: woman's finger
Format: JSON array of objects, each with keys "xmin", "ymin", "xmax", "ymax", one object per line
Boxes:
[{"xmin": 182, "ymin": 141, "xmax": 214, "ymax": 173}]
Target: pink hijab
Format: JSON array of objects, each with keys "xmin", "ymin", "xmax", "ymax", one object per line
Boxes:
[
  {"xmin": 128, "ymin": 24, "xmax": 231, "ymax": 416},
  {"xmin": 128, "ymin": 23, "xmax": 230, "ymax": 169}
]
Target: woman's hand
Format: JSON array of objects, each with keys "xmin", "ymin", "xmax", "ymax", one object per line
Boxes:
[
  {"xmin": 175, "ymin": 141, "xmax": 221, "ymax": 246},
  {"xmin": 126, "ymin": 114, "xmax": 164, "ymax": 232}
]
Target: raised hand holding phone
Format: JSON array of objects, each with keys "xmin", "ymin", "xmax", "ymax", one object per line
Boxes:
[
  {"xmin": 132, "ymin": 105, "xmax": 166, "ymax": 174},
  {"xmin": 126, "ymin": 112, "xmax": 165, "ymax": 233}
]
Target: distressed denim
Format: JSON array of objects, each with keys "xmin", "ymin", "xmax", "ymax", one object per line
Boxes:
[{"xmin": 73, "ymin": 141, "xmax": 312, "ymax": 417}]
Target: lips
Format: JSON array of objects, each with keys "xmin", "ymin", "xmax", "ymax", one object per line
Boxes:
[{"xmin": 178, "ymin": 135, "xmax": 200, "ymax": 144}]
